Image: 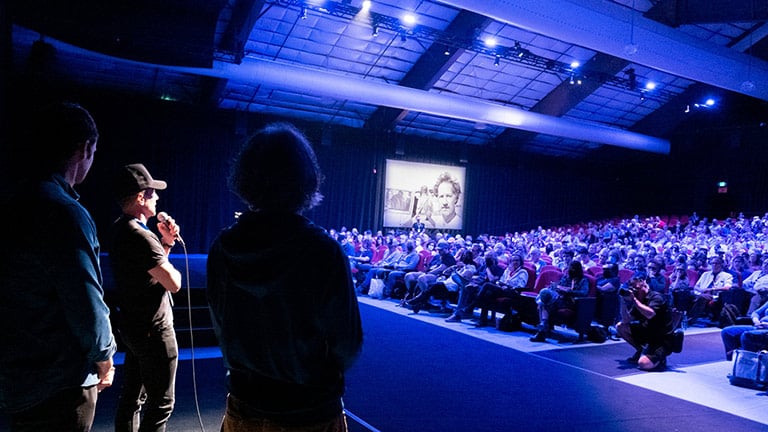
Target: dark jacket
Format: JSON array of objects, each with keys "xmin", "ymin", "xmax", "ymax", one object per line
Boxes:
[{"xmin": 207, "ymin": 211, "xmax": 363, "ymax": 425}]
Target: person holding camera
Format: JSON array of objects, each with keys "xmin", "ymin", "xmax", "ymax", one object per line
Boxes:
[{"xmin": 616, "ymin": 277, "xmax": 674, "ymax": 370}]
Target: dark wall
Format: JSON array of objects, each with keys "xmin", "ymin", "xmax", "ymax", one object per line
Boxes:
[{"xmin": 4, "ymin": 78, "xmax": 768, "ymax": 253}]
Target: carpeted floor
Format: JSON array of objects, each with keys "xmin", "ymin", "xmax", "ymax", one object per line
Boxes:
[
  {"xmin": 3, "ymin": 303, "xmax": 766, "ymax": 431},
  {"xmin": 533, "ymin": 330, "xmax": 725, "ymax": 377}
]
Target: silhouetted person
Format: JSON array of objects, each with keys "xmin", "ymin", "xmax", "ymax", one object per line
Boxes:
[
  {"xmin": 207, "ymin": 123, "xmax": 363, "ymax": 431},
  {"xmin": 0, "ymin": 102, "xmax": 116, "ymax": 431}
]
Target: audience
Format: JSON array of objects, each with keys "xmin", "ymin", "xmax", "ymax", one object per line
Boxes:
[{"xmin": 330, "ymin": 212, "xmax": 768, "ymax": 357}]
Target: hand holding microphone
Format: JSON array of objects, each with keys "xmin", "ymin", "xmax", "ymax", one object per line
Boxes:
[{"xmin": 157, "ymin": 211, "xmax": 184, "ymax": 246}]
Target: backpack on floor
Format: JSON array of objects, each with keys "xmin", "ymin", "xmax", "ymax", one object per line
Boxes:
[
  {"xmin": 720, "ymin": 303, "xmax": 742, "ymax": 329},
  {"xmin": 586, "ymin": 324, "xmax": 608, "ymax": 343}
]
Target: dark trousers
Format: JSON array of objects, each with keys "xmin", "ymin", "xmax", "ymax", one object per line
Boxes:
[
  {"xmin": 10, "ymin": 386, "xmax": 97, "ymax": 432},
  {"xmin": 115, "ymin": 328, "xmax": 178, "ymax": 432}
]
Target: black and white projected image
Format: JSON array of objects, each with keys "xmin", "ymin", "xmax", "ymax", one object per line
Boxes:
[{"xmin": 383, "ymin": 160, "xmax": 465, "ymax": 231}]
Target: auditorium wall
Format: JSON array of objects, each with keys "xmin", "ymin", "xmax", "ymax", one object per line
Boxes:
[{"xmin": 4, "ymin": 85, "xmax": 768, "ymax": 254}]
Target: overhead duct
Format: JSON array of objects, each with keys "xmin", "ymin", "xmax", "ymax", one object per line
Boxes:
[
  {"xmin": 24, "ymin": 33, "xmax": 670, "ymax": 154},
  {"xmin": 202, "ymin": 58, "xmax": 670, "ymax": 154},
  {"xmin": 439, "ymin": 0, "xmax": 768, "ymax": 101}
]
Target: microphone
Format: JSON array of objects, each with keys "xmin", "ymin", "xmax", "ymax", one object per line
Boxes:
[{"xmin": 157, "ymin": 211, "xmax": 185, "ymax": 246}]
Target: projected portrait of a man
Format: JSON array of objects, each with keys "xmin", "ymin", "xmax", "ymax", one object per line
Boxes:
[{"xmin": 434, "ymin": 171, "xmax": 462, "ymax": 229}]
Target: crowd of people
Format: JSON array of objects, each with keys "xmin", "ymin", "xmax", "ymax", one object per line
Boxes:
[
  {"xmin": 4, "ymin": 102, "xmax": 768, "ymax": 430},
  {"xmin": 336, "ymin": 211, "xmax": 768, "ymax": 370}
]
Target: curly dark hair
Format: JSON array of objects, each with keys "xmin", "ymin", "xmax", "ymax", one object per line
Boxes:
[{"xmin": 230, "ymin": 123, "xmax": 324, "ymax": 213}]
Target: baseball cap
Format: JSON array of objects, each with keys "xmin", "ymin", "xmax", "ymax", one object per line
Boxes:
[{"xmin": 112, "ymin": 163, "xmax": 167, "ymax": 199}]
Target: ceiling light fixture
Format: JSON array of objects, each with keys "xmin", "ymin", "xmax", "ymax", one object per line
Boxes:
[{"xmin": 401, "ymin": 13, "xmax": 416, "ymax": 26}]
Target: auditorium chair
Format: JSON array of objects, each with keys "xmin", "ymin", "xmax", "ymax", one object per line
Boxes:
[
  {"xmin": 548, "ymin": 273, "xmax": 598, "ymax": 341},
  {"xmin": 482, "ymin": 269, "xmax": 562, "ymax": 328}
]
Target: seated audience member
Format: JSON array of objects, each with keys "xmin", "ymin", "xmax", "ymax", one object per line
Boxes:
[
  {"xmin": 381, "ymin": 240, "xmax": 420, "ymax": 298},
  {"xmin": 630, "ymin": 254, "xmax": 648, "ymax": 280},
  {"xmin": 616, "ymin": 278, "xmax": 674, "ymax": 371},
  {"xmin": 528, "ymin": 247, "xmax": 547, "ymax": 275},
  {"xmin": 357, "ymin": 239, "xmax": 402, "ymax": 294},
  {"xmin": 728, "ymin": 253, "xmax": 752, "ymax": 285},
  {"xmin": 403, "ymin": 240, "xmax": 456, "ymax": 304},
  {"xmin": 595, "ymin": 263, "xmax": 620, "ymax": 326},
  {"xmin": 408, "ymin": 250, "xmax": 475, "ymax": 314},
  {"xmin": 741, "ymin": 258, "xmax": 768, "ymax": 314},
  {"xmin": 530, "ymin": 260, "xmax": 589, "ymax": 342},
  {"xmin": 747, "ymin": 249, "xmax": 763, "ymax": 273},
  {"xmin": 349, "ymin": 238, "xmax": 374, "ymax": 280},
  {"xmin": 668, "ymin": 263, "xmax": 693, "ymax": 312},
  {"xmin": 645, "ymin": 257, "xmax": 668, "ymax": 300},
  {"xmin": 553, "ymin": 248, "xmax": 575, "ymax": 271},
  {"xmin": 721, "ymin": 298, "xmax": 768, "ymax": 360},
  {"xmin": 576, "ymin": 246, "xmax": 597, "ymax": 270},
  {"xmin": 470, "ymin": 253, "xmax": 528, "ymax": 327},
  {"xmin": 689, "ymin": 255, "xmax": 733, "ymax": 323},
  {"xmin": 446, "ymin": 252, "xmax": 504, "ymax": 323}
]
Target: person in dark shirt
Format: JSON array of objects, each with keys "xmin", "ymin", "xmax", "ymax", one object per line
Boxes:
[
  {"xmin": 207, "ymin": 123, "xmax": 362, "ymax": 431},
  {"xmin": 616, "ymin": 277, "xmax": 674, "ymax": 371},
  {"xmin": 0, "ymin": 102, "xmax": 116, "ymax": 431},
  {"xmin": 110, "ymin": 163, "xmax": 182, "ymax": 432}
]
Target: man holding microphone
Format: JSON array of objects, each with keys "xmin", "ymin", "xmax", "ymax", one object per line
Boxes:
[{"xmin": 109, "ymin": 163, "xmax": 182, "ymax": 432}]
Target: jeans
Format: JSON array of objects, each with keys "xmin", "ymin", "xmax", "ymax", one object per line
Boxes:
[
  {"xmin": 10, "ymin": 386, "xmax": 97, "ymax": 432},
  {"xmin": 115, "ymin": 328, "xmax": 178, "ymax": 432},
  {"xmin": 221, "ymin": 394, "xmax": 348, "ymax": 432},
  {"xmin": 722, "ymin": 325, "xmax": 768, "ymax": 358}
]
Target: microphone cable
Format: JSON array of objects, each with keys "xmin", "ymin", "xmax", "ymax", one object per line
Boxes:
[{"xmin": 177, "ymin": 240, "xmax": 207, "ymax": 432}]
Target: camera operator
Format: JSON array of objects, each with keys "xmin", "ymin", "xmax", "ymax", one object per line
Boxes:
[{"xmin": 616, "ymin": 277, "xmax": 674, "ymax": 370}]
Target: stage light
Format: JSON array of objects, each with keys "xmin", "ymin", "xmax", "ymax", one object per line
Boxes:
[
  {"xmin": 485, "ymin": 38, "xmax": 497, "ymax": 48},
  {"xmin": 570, "ymin": 60, "xmax": 580, "ymax": 69},
  {"xmin": 372, "ymin": 24, "xmax": 379, "ymax": 37},
  {"xmin": 644, "ymin": 81, "xmax": 656, "ymax": 90},
  {"xmin": 361, "ymin": 0, "xmax": 372, "ymax": 11},
  {"xmin": 494, "ymin": 55, "xmax": 500, "ymax": 67},
  {"xmin": 300, "ymin": 7, "xmax": 308, "ymax": 19},
  {"xmin": 402, "ymin": 13, "xmax": 416, "ymax": 26},
  {"xmin": 705, "ymin": 98, "xmax": 715, "ymax": 106},
  {"xmin": 569, "ymin": 74, "xmax": 575, "ymax": 85}
]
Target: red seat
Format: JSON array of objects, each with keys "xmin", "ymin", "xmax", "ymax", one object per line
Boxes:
[
  {"xmin": 539, "ymin": 264, "xmax": 560, "ymax": 274},
  {"xmin": 686, "ymin": 269, "xmax": 700, "ymax": 287},
  {"xmin": 417, "ymin": 250, "xmax": 432, "ymax": 272},
  {"xmin": 587, "ymin": 266, "xmax": 603, "ymax": 277}
]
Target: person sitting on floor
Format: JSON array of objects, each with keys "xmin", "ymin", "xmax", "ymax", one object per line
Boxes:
[
  {"xmin": 530, "ymin": 260, "xmax": 589, "ymax": 342},
  {"xmin": 721, "ymin": 298, "xmax": 768, "ymax": 361},
  {"xmin": 616, "ymin": 277, "xmax": 674, "ymax": 371}
]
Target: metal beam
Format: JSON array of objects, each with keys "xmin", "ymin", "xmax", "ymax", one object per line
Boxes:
[
  {"xmin": 646, "ymin": 0, "xmax": 768, "ymax": 26},
  {"xmin": 365, "ymin": 10, "xmax": 492, "ymax": 131},
  {"xmin": 438, "ymin": 0, "xmax": 768, "ymax": 101},
  {"xmin": 495, "ymin": 52, "xmax": 630, "ymax": 147}
]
